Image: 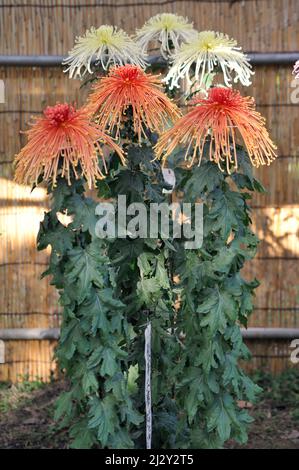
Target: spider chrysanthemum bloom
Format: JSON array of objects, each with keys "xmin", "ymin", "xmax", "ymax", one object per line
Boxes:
[
  {"xmin": 135, "ymin": 13, "xmax": 197, "ymax": 59},
  {"xmin": 86, "ymin": 64, "xmax": 180, "ymax": 141},
  {"xmin": 164, "ymin": 30, "xmax": 253, "ymax": 89},
  {"xmin": 155, "ymin": 87, "xmax": 276, "ymax": 173},
  {"xmin": 63, "ymin": 25, "xmax": 147, "ymax": 78},
  {"xmin": 293, "ymin": 60, "xmax": 299, "ymax": 79},
  {"xmin": 15, "ymin": 103, "xmax": 125, "ymax": 188}
]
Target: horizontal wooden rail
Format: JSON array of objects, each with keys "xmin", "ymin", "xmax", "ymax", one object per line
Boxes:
[
  {"xmin": 0, "ymin": 328, "xmax": 60, "ymax": 340},
  {"xmin": 0, "ymin": 52, "xmax": 299, "ymax": 67},
  {"xmin": 242, "ymin": 328, "xmax": 299, "ymax": 339},
  {"xmin": 0, "ymin": 327, "xmax": 298, "ymax": 340}
]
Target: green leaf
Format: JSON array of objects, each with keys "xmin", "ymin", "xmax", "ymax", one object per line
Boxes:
[
  {"xmin": 222, "ymin": 353, "xmax": 240, "ymax": 391},
  {"xmin": 198, "ymin": 288, "xmax": 236, "ymax": 334},
  {"xmin": 37, "ymin": 211, "xmax": 74, "ymax": 254},
  {"xmin": 184, "ymin": 376, "xmax": 204, "ymax": 423},
  {"xmin": 112, "ymin": 168, "xmax": 145, "ymax": 201},
  {"xmin": 127, "ymin": 364, "xmax": 139, "ymax": 395},
  {"xmin": 65, "ymin": 241, "xmax": 106, "ymax": 303},
  {"xmin": 108, "ymin": 428, "xmax": 134, "ymax": 449},
  {"xmin": 197, "ymin": 335, "xmax": 225, "ymax": 373},
  {"xmin": 69, "ymin": 421, "xmax": 95, "ymax": 449},
  {"xmin": 79, "ymin": 290, "xmax": 110, "ymax": 335},
  {"xmin": 87, "ymin": 347, "xmax": 104, "ymax": 369},
  {"xmin": 88, "ymin": 396, "xmax": 116, "ymax": 447},
  {"xmin": 100, "ymin": 348, "xmax": 117, "ymax": 377},
  {"xmin": 184, "ymin": 162, "xmax": 224, "ymax": 200},
  {"xmin": 137, "ymin": 277, "xmax": 160, "ymax": 305},
  {"xmin": 207, "ymin": 399, "xmax": 231, "ymax": 442},
  {"xmin": 137, "ymin": 253, "xmax": 152, "ymax": 277},
  {"xmin": 98, "ymin": 288, "xmax": 125, "ymax": 310},
  {"xmin": 82, "ymin": 370, "xmax": 98, "ymax": 394},
  {"xmin": 97, "ymin": 180, "xmax": 112, "ymax": 199},
  {"xmin": 233, "ymin": 150, "xmax": 266, "ymax": 194},
  {"xmin": 49, "ymin": 177, "xmax": 77, "ymax": 213},
  {"xmin": 68, "ymin": 194, "xmax": 97, "ymax": 236},
  {"xmin": 54, "ymin": 391, "xmax": 73, "ymax": 421},
  {"xmin": 211, "ymin": 246, "xmax": 236, "ymax": 275},
  {"xmin": 122, "ymin": 402, "xmax": 144, "ymax": 427},
  {"xmin": 155, "ymin": 256, "xmax": 170, "ymax": 289},
  {"xmin": 241, "ymin": 375, "xmax": 263, "ymax": 402},
  {"xmin": 58, "ymin": 319, "xmax": 78, "ymax": 360},
  {"xmin": 206, "ymin": 187, "xmax": 246, "ymax": 239}
]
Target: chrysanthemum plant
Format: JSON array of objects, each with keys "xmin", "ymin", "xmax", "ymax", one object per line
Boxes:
[{"xmin": 15, "ymin": 14, "xmax": 277, "ymax": 448}]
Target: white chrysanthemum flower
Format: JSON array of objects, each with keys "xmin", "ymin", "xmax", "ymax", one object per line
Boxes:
[
  {"xmin": 63, "ymin": 25, "xmax": 147, "ymax": 78},
  {"xmin": 135, "ymin": 13, "xmax": 197, "ymax": 59},
  {"xmin": 164, "ymin": 30, "xmax": 254, "ymax": 89}
]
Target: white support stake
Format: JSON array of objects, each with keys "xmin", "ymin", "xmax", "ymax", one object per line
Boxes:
[{"xmin": 144, "ymin": 321, "xmax": 152, "ymax": 449}]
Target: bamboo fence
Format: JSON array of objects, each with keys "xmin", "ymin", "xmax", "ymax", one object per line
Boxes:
[{"xmin": 0, "ymin": 0, "xmax": 298, "ymax": 381}]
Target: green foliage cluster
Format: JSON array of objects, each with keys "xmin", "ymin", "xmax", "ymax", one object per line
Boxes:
[
  {"xmin": 167, "ymin": 149, "xmax": 265, "ymax": 447},
  {"xmin": 37, "ymin": 137, "xmax": 265, "ymax": 448},
  {"xmin": 38, "ymin": 178, "xmax": 142, "ymax": 448}
]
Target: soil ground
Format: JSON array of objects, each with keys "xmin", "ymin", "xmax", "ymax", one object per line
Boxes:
[{"xmin": 0, "ymin": 370, "xmax": 298, "ymax": 449}]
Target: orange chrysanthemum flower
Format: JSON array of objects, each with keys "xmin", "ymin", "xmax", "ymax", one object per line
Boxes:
[
  {"xmin": 86, "ymin": 64, "xmax": 180, "ymax": 141},
  {"xmin": 15, "ymin": 103, "xmax": 125, "ymax": 188},
  {"xmin": 155, "ymin": 87, "xmax": 277, "ymax": 173}
]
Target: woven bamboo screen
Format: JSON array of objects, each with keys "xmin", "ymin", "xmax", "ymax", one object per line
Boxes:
[{"xmin": 0, "ymin": 0, "xmax": 298, "ymax": 381}]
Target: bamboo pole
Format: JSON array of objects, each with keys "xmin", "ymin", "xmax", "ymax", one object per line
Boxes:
[
  {"xmin": 0, "ymin": 52, "xmax": 298, "ymax": 67},
  {"xmin": 0, "ymin": 327, "xmax": 298, "ymax": 341}
]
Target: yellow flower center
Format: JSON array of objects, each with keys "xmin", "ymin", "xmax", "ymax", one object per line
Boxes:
[
  {"xmin": 157, "ymin": 14, "xmax": 185, "ymax": 31},
  {"xmin": 97, "ymin": 31, "xmax": 112, "ymax": 45},
  {"xmin": 204, "ymin": 42, "xmax": 214, "ymax": 51}
]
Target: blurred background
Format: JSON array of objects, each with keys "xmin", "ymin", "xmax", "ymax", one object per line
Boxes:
[{"xmin": 0, "ymin": 0, "xmax": 298, "ymax": 382}]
